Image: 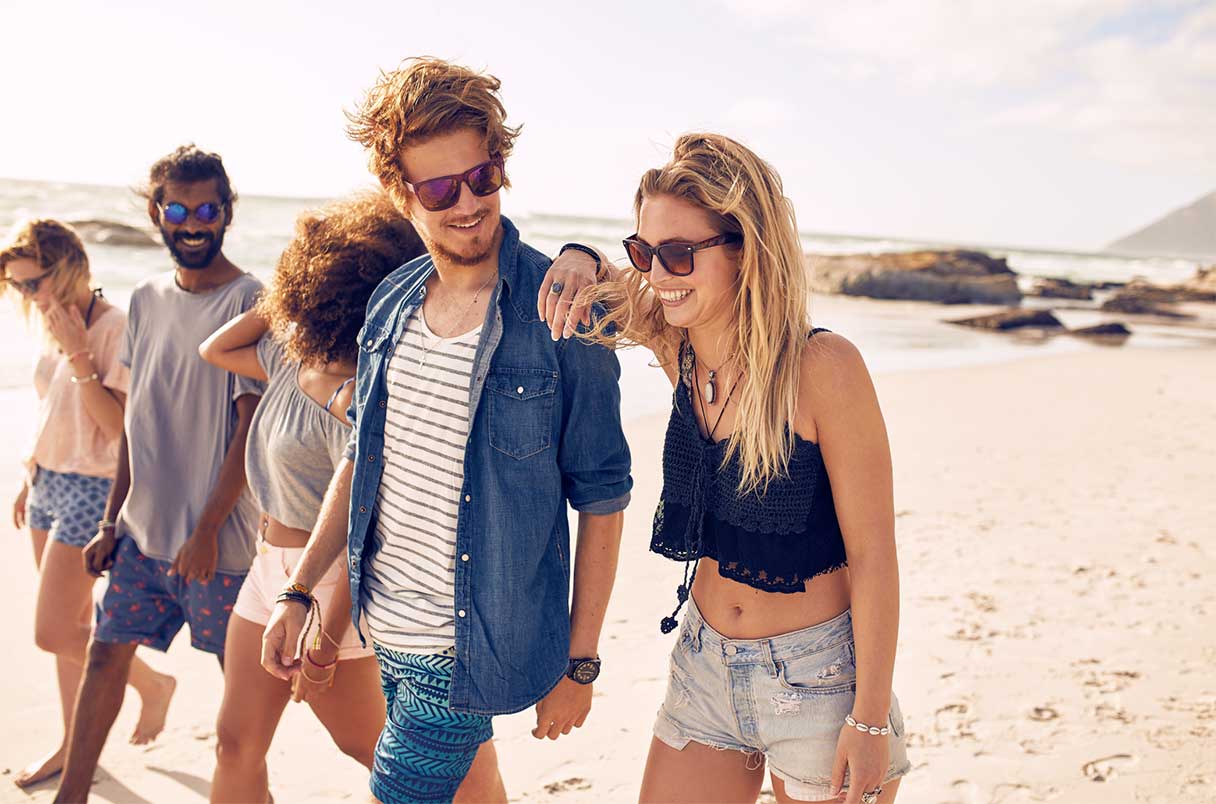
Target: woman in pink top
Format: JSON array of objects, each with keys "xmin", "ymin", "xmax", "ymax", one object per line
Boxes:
[{"xmin": 2, "ymin": 220, "xmax": 175, "ymax": 790}]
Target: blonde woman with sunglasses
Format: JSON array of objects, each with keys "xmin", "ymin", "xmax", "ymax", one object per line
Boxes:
[
  {"xmin": 542, "ymin": 134, "xmax": 911, "ymax": 804},
  {"xmin": 1, "ymin": 219, "xmax": 174, "ymax": 790}
]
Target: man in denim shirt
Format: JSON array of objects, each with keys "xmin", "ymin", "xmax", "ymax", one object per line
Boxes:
[{"xmin": 261, "ymin": 59, "xmax": 630, "ymax": 803}]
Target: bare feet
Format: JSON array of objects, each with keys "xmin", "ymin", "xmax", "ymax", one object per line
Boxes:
[
  {"xmin": 13, "ymin": 745, "xmax": 64, "ymax": 788},
  {"xmin": 130, "ymin": 673, "xmax": 176, "ymax": 745}
]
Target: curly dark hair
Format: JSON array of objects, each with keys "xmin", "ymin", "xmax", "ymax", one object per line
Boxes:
[
  {"xmin": 140, "ymin": 144, "xmax": 238, "ymax": 216},
  {"xmin": 257, "ymin": 191, "xmax": 426, "ymax": 366}
]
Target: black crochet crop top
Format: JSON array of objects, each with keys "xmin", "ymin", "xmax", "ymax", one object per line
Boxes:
[{"xmin": 650, "ymin": 329, "xmax": 848, "ymax": 632}]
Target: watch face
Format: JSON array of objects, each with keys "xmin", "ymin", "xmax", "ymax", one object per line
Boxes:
[{"xmin": 571, "ymin": 659, "xmax": 600, "ymax": 684}]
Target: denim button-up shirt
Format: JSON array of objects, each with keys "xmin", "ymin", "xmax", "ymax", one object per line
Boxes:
[{"xmin": 344, "ymin": 217, "xmax": 632, "ymax": 715}]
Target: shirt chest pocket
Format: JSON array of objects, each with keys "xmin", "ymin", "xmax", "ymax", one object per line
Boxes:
[{"xmin": 486, "ymin": 368, "xmax": 558, "ymax": 460}]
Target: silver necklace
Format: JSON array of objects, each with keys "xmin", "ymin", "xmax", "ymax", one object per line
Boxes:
[
  {"xmin": 416, "ymin": 270, "xmax": 497, "ymax": 367},
  {"xmin": 695, "ymin": 350, "xmax": 736, "ymax": 405}
]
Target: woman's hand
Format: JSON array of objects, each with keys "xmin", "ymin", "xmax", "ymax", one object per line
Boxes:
[
  {"xmin": 44, "ymin": 298, "xmax": 89, "ymax": 355},
  {"xmin": 291, "ymin": 649, "xmax": 337, "ymax": 702},
  {"xmin": 261, "ymin": 600, "xmax": 308, "ymax": 680},
  {"xmin": 831, "ymin": 724, "xmax": 890, "ymax": 803},
  {"xmin": 13, "ymin": 479, "xmax": 28, "ymax": 530}
]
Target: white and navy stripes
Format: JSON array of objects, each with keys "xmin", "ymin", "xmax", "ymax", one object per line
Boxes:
[{"xmin": 363, "ymin": 309, "xmax": 480, "ymax": 654}]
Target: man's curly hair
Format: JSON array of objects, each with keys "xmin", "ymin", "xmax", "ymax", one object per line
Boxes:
[{"xmin": 256, "ymin": 191, "xmax": 426, "ymax": 366}]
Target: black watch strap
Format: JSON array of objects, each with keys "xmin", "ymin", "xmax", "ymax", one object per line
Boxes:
[
  {"xmin": 558, "ymin": 243, "xmax": 602, "ymax": 273},
  {"xmin": 566, "ymin": 656, "xmax": 601, "ymax": 684}
]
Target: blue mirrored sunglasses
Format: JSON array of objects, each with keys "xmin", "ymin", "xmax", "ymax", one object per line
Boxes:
[{"xmin": 160, "ymin": 201, "xmax": 222, "ymax": 225}]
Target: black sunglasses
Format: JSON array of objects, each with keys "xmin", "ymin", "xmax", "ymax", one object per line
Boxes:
[
  {"xmin": 402, "ymin": 157, "xmax": 505, "ymax": 212},
  {"xmin": 5, "ymin": 268, "xmax": 53, "ymax": 296},
  {"xmin": 622, "ymin": 233, "xmax": 742, "ymax": 276}
]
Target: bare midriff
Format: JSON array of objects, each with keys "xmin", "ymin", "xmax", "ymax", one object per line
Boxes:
[
  {"xmin": 691, "ymin": 559, "xmax": 851, "ymax": 640},
  {"xmin": 259, "ymin": 513, "xmax": 312, "ymax": 548}
]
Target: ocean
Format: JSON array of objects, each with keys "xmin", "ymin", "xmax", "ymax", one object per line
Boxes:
[{"xmin": 2, "ymin": 178, "xmax": 1212, "ymax": 419}]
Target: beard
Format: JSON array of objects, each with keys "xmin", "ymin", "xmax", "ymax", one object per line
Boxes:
[
  {"xmin": 162, "ymin": 227, "xmax": 226, "ymax": 270},
  {"xmin": 419, "ymin": 217, "xmax": 501, "ymax": 267}
]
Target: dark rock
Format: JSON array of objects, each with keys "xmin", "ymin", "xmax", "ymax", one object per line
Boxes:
[
  {"xmin": 68, "ymin": 219, "xmax": 159, "ymax": 248},
  {"xmin": 807, "ymin": 250, "xmax": 1022, "ymax": 305},
  {"xmin": 1071, "ymin": 323, "xmax": 1132, "ymax": 337},
  {"xmin": 1100, "ymin": 289, "xmax": 1195, "ymax": 318},
  {"xmin": 1182, "ymin": 265, "xmax": 1216, "ymax": 300},
  {"xmin": 1028, "ymin": 277, "xmax": 1094, "ymax": 300},
  {"xmin": 947, "ymin": 308, "xmax": 1065, "ymax": 330}
]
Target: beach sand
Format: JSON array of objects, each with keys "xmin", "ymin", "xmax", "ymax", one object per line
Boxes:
[{"xmin": 2, "ymin": 343, "xmax": 1213, "ymax": 804}]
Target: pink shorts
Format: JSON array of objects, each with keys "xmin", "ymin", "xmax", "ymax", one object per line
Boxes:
[{"xmin": 232, "ymin": 541, "xmax": 373, "ymax": 661}]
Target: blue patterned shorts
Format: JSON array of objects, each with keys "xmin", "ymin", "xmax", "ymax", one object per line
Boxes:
[
  {"xmin": 371, "ymin": 645, "xmax": 494, "ymax": 804},
  {"xmin": 93, "ymin": 536, "xmax": 244, "ymax": 655},
  {"xmin": 26, "ymin": 467, "xmax": 113, "ymax": 548}
]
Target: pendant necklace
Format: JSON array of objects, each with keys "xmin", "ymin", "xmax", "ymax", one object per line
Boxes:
[{"xmin": 696, "ymin": 350, "xmax": 736, "ymax": 406}]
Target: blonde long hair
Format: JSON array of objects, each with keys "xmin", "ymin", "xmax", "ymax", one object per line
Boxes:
[
  {"xmin": 583, "ymin": 133, "xmax": 809, "ymax": 494},
  {"xmin": 0, "ymin": 219, "xmax": 92, "ymax": 327}
]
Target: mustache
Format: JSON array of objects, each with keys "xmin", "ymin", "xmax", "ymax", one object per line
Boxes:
[{"xmin": 173, "ymin": 231, "xmax": 214, "ymax": 244}]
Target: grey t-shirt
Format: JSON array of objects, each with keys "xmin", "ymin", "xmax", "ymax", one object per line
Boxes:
[
  {"xmin": 244, "ymin": 334, "xmax": 351, "ymax": 530},
  {"xmin": 117, "ymin": 271, "xmax": 265, "ymax": 574}
]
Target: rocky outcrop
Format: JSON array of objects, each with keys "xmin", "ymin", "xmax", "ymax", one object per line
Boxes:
[
  {"xmin": 1070, "ymin": 323, "xmax": 1131, "ymax": 338},
  {"xmin": 1028, "ymin": 277, "xmax": 1094, "ymax": 300},
  {"xmin": 68, "ymin": 219, "xmax": 159, "ymax": 248},
  {"xmin": 1182, "ymin": 265, "xmax": 1216, "ymax": 299},
  {"xmin": 807, "ymin": 250, "xmax": 1021, "ymax": 305},
  {"xmin": 947, "ymin": 308, "xmax": 1064, "ymax": 331},
  {"xmin": 1100, "ymin": 288, "xmax": 1194, "ymax": 318}
]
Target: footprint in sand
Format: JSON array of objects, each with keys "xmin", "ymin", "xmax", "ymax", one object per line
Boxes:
[
  {"xmin": 934, "ymin": 702, "xmax": 977, "ymax": 743},
  {"xmin": 1082, "ymin": 753, "xmax": 1137, "ymax": 782},
  {"xmin": 1028, "ymin": 705, "xmax": 1058, "ymax": 722},
  {"xmin": 543, "ymin": 777, "xmax": 592, "ymax": 795}
]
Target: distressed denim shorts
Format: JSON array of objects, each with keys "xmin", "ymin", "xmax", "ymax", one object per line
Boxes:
[{"xmin": 654, "ymin": 597, "xmax": 911, "ymax": 801}]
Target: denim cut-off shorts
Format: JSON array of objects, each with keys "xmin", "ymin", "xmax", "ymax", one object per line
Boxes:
[{"xmin": 654, "ymin": 597, "xmax": 911, "ymax": 801}]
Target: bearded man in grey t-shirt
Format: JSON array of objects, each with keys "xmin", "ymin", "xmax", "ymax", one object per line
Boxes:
[{"xmin": 54, "ymin": 145, "xmax": 264, "ymax": 804}]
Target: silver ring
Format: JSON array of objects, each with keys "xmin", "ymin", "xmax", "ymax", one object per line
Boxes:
[
  {"xmin": 550, "ymin": 281, "xmax": 564, "ymax": 294},
  {"xmin": 860, "ymin": 787, "xmax": 883, "ymax": 804}
]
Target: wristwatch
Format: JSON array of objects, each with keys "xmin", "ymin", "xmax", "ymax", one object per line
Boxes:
[{"xmin": 566, "ymin": 657, "xmax": 601, "ymax": 685}]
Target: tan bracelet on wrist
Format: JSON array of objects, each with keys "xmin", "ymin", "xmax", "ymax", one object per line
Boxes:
[{"xmin": 70, "ymin": 372, "xmax": 100, "ymax": 384}]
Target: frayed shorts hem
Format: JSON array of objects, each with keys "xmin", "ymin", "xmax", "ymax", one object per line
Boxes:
[{"xmin": 769, "ymin": 760, "xmax": 912, "ymax": 801}]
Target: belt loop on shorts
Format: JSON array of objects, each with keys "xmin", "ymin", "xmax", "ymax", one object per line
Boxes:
[
  {"xmin": 691, "ymin": 621, "xmax": 704, "ymax": 653},
  {"xmin": 760, "ymin": 641, "xmax": 778, "ymax": 678}
]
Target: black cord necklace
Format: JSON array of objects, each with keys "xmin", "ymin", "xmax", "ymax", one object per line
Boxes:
[
  {"xmin": 658, "ymin": 348, "xmax": 744, "ymax": 634},
  {"xmin": 693, "ymin": 350, "xmax": 742, "ymax": 443},
  {"xmin": 84, "ymin": 288, "xmax": 101, "ymax": 327}
]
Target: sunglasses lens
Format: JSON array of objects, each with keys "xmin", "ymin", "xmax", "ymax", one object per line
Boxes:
[
  {"xmin": 163, "ymin": 203, "xmax": 188, "ymax": 225},
  {"xmin": 467, "ymin": 161, "xmax": 504, "ymax": 197},
  {"xmin": 624, "ymin": 240, "xmax": 652, "ymax": 272},
  {"xmin": 415, "ymin": 178, "xmax": 460, "ymax": 212},
  {"xmin": 195, "ymin": 203, "xmax": 220, "ymax": 223},
  {"xmin": 657, "ymin": 244, "xmax": 694, "ymax": 276}
]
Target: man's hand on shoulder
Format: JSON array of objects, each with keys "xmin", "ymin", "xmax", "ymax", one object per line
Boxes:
[{"xmin": 538, "ymin": 247, "xmax": 601, "ymax": 341}]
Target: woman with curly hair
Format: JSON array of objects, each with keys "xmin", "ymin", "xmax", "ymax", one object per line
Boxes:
[
  {"xmin": 198, "ymin": 192, "xmax": 438, "ymax": 802},
  {"xmin": 2, "ymin": 219, "xmax": 176, "ymax": 789}
]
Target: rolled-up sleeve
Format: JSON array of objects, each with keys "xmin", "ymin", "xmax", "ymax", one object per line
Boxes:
[{"xmin": 557, "ymin": 336, "xmax": 632, "ymax": 513}]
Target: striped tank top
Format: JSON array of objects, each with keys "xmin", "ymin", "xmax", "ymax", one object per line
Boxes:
[{"xmin": 362, "ymin": 307, "xmax": 480, "ymax": 653}]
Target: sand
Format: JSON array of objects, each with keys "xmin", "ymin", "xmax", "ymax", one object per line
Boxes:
[{"xmin": 2, "ymin": 343, "xmax": 1214, "ymax": 804}]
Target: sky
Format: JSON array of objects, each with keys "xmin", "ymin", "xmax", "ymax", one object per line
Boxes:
[{"xmin": 1, "ymin": 0, "xmax": 1213, "ymax": 251}]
